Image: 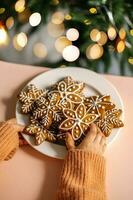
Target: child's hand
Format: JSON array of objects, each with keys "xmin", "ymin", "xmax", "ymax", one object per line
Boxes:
[{"xmin": 65, "ymin": 123, "xmax": 107, "ymax": 156}]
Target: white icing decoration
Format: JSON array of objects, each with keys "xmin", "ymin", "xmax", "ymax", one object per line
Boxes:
[{"xmin": 60, "ymin": 103, "xmax": 98, "ymax": 140}]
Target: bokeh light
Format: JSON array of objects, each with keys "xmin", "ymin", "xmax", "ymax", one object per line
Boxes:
[
  {"xmin": 66, "ymin": 28, "xmax": 79, "ymax": 41},
  {"xmin": 97, "ymin": 31, "xmax": 108, "ymax": 45},
  {"xmin": 51, "ymin": 11, "xmax": 64, "ymax": 25},
  {"xmin": 119, "ymin": 28, "xmax": 126, "ymax": 40},
  {"xmin": 29, "ymin": 12, "xmax": 41, "ymax": 27},
  {"xmin": 55, "ymin": 36, "xmax": 72, "ymax": 53},
  {"xmin": 33, "ymin": 43, "xmax": 47, "ymax": 58},
  {"xmin": 0, "ymin": 26, "xmax": 9, "ymax": 46},
  {"xmin": 107, "ymin": 26, "xmax": 117, "ymax": 40},
  {"xmin": 128, "ymin": 57, "xmax": 133, "ymax": 65},
  {"xmin": 116, "ymin": 40, "xmax": 125, "ymax": 53},
  {"xmin": 62, "ymin": 45, "xmax": 80, "ymax": 62},
  {"xmin": 90, "ymin": 29, "xmax": 100, "ymax": 42},
  {"xmin": 86, "ymin": 44, "xmax": 103, "ymax": 59},
  {"xmin": 89, "ymin": 8, "xmax": 97, "ymax": 14},
  {"xmin": 6, "ymin": 17, "xmax": 14, "ymax": 29},
  {"xmin": 15, "ymin": 0, "xmax": 25, "ymax": 13},
  {"xmin": 13, "ymin": 32, "xmax": 27, "ymax": 50}
]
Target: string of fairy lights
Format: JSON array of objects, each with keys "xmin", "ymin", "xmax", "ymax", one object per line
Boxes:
[{"xmin": 0, "ymin": 0, "xmax": 133, "ymax": 65}]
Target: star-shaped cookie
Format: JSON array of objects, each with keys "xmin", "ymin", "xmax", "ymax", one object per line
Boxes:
[
  {"xmin": 32, "ymin": 93, "xmax": 61, "ymax": 128},
  {"xmin": 96, "ymin": 108, "xmax": 124, "ymax": 136},
  {"xmin": 18, "ymin": 84, "xmax": 47, "ymax": 114},
  {"xmin": 24, "ymin": 123, "xmax": 56, "ymax": 145}
]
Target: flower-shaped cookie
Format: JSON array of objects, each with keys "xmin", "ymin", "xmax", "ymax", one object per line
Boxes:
[
  {"xmin": 96, "ymin": 108, "xmax": 124, "ymax": 136},
  {"xmin": 18, "ymin": 84, "xmax": 47, "ymax": 114},
  {"xmin": 59, "ymin": 103, "xmax": 98, "ymax": 140},
  {"xmin": 84, "ymin": 95, "xmax": 115, "ymax": 116},
  {"xmin": 50, "ymin": 78, "xmax": 84, "ymax": 109}
]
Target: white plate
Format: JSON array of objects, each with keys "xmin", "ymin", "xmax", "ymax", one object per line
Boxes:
[{"xmin": 16, "ymin": 67, "xmax": 124, "ymax": 159}]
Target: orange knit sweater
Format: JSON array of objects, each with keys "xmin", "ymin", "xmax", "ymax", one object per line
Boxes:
[
  {"xmin": 56, "ymin": 150, "xmax": 106, "ymax": 200},
  {"xmin": 0, "ymin": 121, "xmax": 106, "ymax": 200}
]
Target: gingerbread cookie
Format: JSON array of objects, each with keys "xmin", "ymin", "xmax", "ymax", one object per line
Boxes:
[
  {"xmin": 96, "ymin": 108, "xmax": 124, "ymax": 136},
  {"xmin": 84, "ymin": 95, "xmax": 115, "ymax": 116},
  {"xmin": 24, "ymin": 123, "xmax": 56, "ymax": 145},
  {"xmin": 32, "ymin": 93, "xmax": 61, "ymax": 128},
  {"xmin": 18, "ymin": 84, "xmax": 47, "ymax": 114},
  {"xmin": 59, "ymin": 103, "xmax": 98, "ymax": 140},
  {"xmin": 49, "ymin": 77, "xmax": 84, "ymax": 110}
]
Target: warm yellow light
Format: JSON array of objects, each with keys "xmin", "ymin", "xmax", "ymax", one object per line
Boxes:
[
  {"xmin": 13, "ymin": 35, "xmax": 23, "ymax": 51},
  {"xmin": 33, "ymin": 43, "xmax": 47, "ymax": 58},
  {"xmin": 129, "ymin": 29, "xmax": 133, "ymax": 36},
  {"xmin": 0, "ymin": 8, "xmax": 5, "ymax": 14},
  {"xmin": 0, "ymin": 26, "xmax": 8, "ymax": 45},
  {"xmin": 51, "ymin": 0, "xmax": 59, "ymax": 5},
  {"xmin": 13, "ymin": 32, "xmax": 27, "ymax": 50},
  {"xmin": 29, "ymin": 12, "xmax": 41, "ymax": 27},
  {"xmin": 51, "ymin": 11, "xmax": 64, "ymax": 25},
  {"xmin": 97, "ymin": 31, "xmax": 108, "ymax": 45},
  {"xmin": 47, "ymin": 22, "xmax": 64, "ymax": 37},
  {"xmin": 119, "ymin": 28, "xmax": 126, "ymax": 40},
  {"xmin": 86, "ymin": 44, "xmax": 103, "ymax": 59},
  {"xmin": 17, "ymin": 32, "xmax": 27, "ymax": 47},
  {"xmin": 116, "ymin": 40, "xmax": 125, "ymax": 53},
  {"xmin": 128, "ymin": 57, "xmax": 133, "ymax": 65},
  {"xmin": 84, "ymin": 19, "xmax": 91, "ymax": 25},
  {"xmin": 55, "ymin": 36, "xmax": 72, "ymax": 53},
  {"xmin": 65, "ymin": 14, "xmax": 72, "ymax": 20},
  {"xmin": 66, "ymin": 28, "xmax": 79, "ymax": 41},
  {"xmin": 62, "ymin": 45, "xmax": 80, "ymax": 62},
  {"xmin": 90, "ymin": 29, "xmax": 100, "ymax": 42},
  {"xmin": 6, "ymin": 17, "xmax": 14, "ymax": 29},
  {"xmin": 15, "ymin": 0, "xmax": 25, "ymax": 13},
  {"xmin": 89, "ymin": 8, "xmax": 97, "ymax": 14},
  {"xmin": 107, "ymin": 26, "xmax": 117, "ymax": 40}
]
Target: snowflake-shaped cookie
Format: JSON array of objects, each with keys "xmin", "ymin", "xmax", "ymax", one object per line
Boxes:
[
  {"xmin": 18, "ymin": 84, "xmax": 47, "ymax": 114},
  {"xmin": 84, "ymin": 95, "xmax": 115, "ymax": 116},
  {"xmin": 24, "ymin": 124, "xmax": 56, "ymax": 145},
  {"xmin": 49, "ymin": 78, "xmax": 84, "ymax": 109},
  {"xmin": 59, "ymin": 103, "xmax": 98, "ymax": 140},
  {"xmin": 32, "ymin": 93, "xmax": 61, "ymax": 128},
  {"xmin": 96, "ymin": 108, "xmax": 124, "ymax": 136}
]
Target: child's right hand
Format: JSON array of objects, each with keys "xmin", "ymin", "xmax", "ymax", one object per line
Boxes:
[{"xmin": 66, "ymin": 123, "xmax": 107, "ymax": 156}]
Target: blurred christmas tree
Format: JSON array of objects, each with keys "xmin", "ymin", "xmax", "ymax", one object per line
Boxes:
[{"xmin": 0, "ymin": 0, "xmax": 133, "ymax": 75}]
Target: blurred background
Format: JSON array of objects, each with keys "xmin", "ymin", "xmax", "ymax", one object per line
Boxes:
[{"xmin": 0, "ymin": 0, "xmax": 133, "ymax": 76}]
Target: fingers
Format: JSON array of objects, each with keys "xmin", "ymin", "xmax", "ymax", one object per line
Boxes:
[
  {"xmin": 94, "ymin": 127, "xmax": 107, "ymax": 147},
  {"xmin": 84, "ymin": 123, "xmax": 97, "ymax": 142},
  {"xmin": 100, "ymin": 135, "xmax": 106, "ymax": 146},
  {"xmin": 65, "ymin": 133, "xmax": 75, "ymax": 150},
  {"xmin": 102, "ymin": 143, "xmax": 107, "ymax": 153}
]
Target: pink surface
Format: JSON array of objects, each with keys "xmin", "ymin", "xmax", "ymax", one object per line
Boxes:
[{"xmin": 0, "ymin": 61, "xmax": 133, "ymax": 200}]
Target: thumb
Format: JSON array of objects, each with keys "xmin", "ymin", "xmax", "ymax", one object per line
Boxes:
[{"xmin": 65, "ymin": 133, "xmax": 75, "ymax": 150}]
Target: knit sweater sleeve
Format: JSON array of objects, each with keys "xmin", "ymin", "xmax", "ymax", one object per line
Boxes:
[{"xmin": 56, "ymin": 149, "xmax": 106, "ymax": 200}]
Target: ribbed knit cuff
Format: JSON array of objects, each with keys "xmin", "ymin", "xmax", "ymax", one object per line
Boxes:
[
  {"xmin": 57, "ymin": 149, "xmax": 106, "ymax": 200},
  {"xmin": 0, "ymin": 122, "xmax": 19, "ymax": 161}
]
